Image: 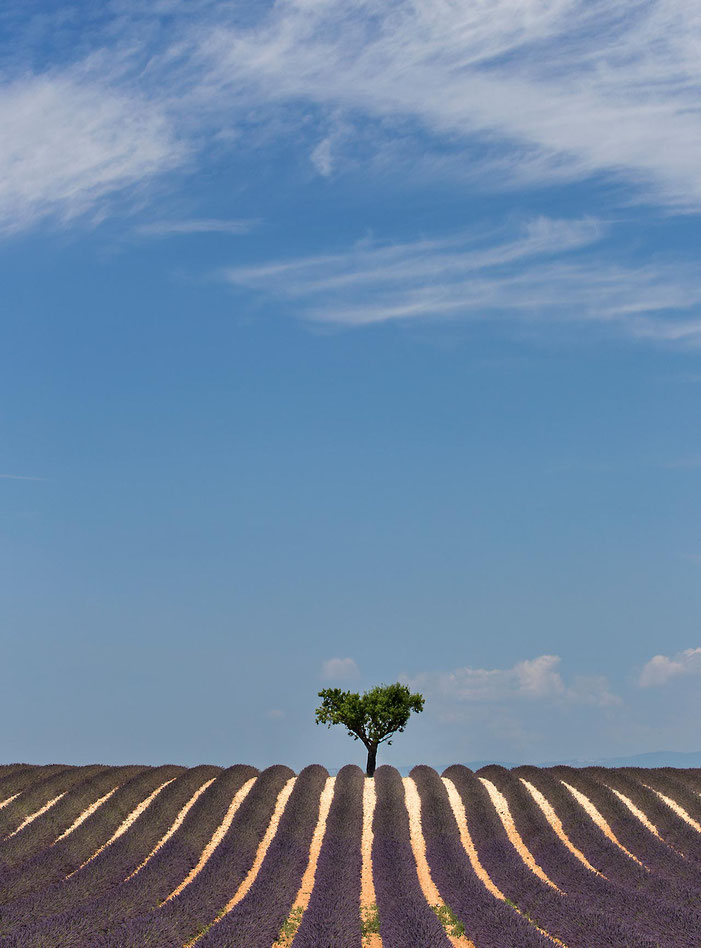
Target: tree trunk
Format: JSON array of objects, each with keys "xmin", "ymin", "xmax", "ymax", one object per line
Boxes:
[{"xmin": 366, "ymin": 744, "xmax": 378, "ymax": 777}]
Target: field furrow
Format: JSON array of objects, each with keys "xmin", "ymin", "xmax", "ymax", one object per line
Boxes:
[
  {"xmin": 517, "ymin": 776, "xmax": 603, "ymax": 876},
  {"xmin": 403, "ymin": 776, "xmax": 475, "ymax": 948},
  {"xmin": 552, "ymin": 766, "xmax": 701, "ymax": 890},
  {"xmin": 514, "ymin": 767, "xmax": 652, "ymax": 886},
  {"xmin": 0, "ymin": 767, "xmax": 67, "ymax": 810},
  {"xmin": 625, "ymin": 768, "xmax": 701, "ymax": 842},
  {"xmin": 18, "ymin": 765, "xmax": 258, "ymax": 946},
  {"xmin": 0, "ymin": 763, "xmax": 697, "ymax": 945},
  {"xmin": 0, "ymin": 766, "xmax": 143, "ymax": 869},
  {"xmin": 360, "ymin": 777, "xmax": 382, "ymax": 948},
  {"xmin": 446, "ymin": 765, "xmax": 658, "ymax": 948},
  {"xmin": 196, "ymin": 765, "xmax": 328, "ymax": 948},
  {"xmin": 93, "ymin": 764, "xmax": 293, "ymax": 947},
  {"xmin": 480, "ymin": 765, "xmax": 701, "ymax": 947},
  {"xmin": 290, "ymin": 764, "xmax": 364, "ymax": 948},
  {"xmin": 0, "ymin": 765, "xmax": 185, "ymax": 929},
  {"xmin": 0, "ymin": 767, "xmax": 83, "ymax": 840},
  {"xmin": 0, "ymin": 767, "xmax": 221, "ymax": 947},
  {"xmin": 371, "ymin": 766, "xmax": 452, "ymax": 948},
  {"xmin": 187, "ymin": 774, "xmax": 296, "ymax": 946}
]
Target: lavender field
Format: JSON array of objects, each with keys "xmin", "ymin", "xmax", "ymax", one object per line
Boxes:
[{"xmin": 0, "ymin": 762, "xmax": 699, "ymax": 946}]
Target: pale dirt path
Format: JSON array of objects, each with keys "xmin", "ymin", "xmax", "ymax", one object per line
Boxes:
[
  {"xmin": 125, "ymin": 777, "xmax": 217, "ymax": 881},
  {"xmin": 275, "ymin": 775, "xmax": 335, "ymax": 946},
  {"xmin": 6, "ymin": 793, "xmax": 66, "ymax": 839},
  {"xmin": 606, "ymin": 787, "xmax": 663, "ymax": 839},
  {"xmin": 163, "ymin": 776, "xmax": 256, "ymax": 903},
  {"xmin": 478, "ymin": 778, "xmax": 561, "ymax": 892},
  {"xmin": 186, "ymin": 777, "xmax": 297, "ymax": 947},
  {"xmin": 645, "ymin": 786, "xmax": 701, "ymax": 834},
  {"xmin": 0, "ymin": 793, "xmax": 21, "ymax": 812},
  {"xmin": 443, "ymin": 777, "xmax": 566, "ymax": 948},
  {"xmin": 54, "ymin": 788, "xmax": 119, "ymax": 843},
  {"xmin": 360, "ymin": 778, "xmax": 381, "ymax": 948},
  {"xmin": 519, "ymin": 779, "xmax": 604, "ymax": 877},
  {"xmin": 403, "ymin": 777, "xmax": 475, "ymax": 948},
  {"xmin": 69, "ymin": 779, "xmax": 175, "ymax": 876},
  {"xmin": 560, "ymin": 781, "xmax": 644, "ymax": 867},
  {"xmin": 442, "ymin": 778, "xmax": 504, "ymax": 900}
]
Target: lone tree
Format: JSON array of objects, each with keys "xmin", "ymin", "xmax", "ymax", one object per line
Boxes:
[{"xmin": 315, "ymin": 682, "xmax": 424, "ymax": 777}]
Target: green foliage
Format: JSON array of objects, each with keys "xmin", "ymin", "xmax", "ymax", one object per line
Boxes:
[
  {"xmin": 315, "ymin": 683, "xmax": 424, "ymax": 750},
  {"xmin": 275, "ymin": 905, "xmax": 304, "ymax": 946},
  {"xmin": 360, "ymin": 902, "xmax": 380, "ymax": 940},
  {"xmin": 431, "ymin": 902, "xmax": 466, "ymax": 938}
]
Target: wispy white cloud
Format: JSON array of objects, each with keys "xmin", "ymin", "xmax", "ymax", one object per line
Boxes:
[
  {"xmin": 321, "ymin": 657, "xmax": 360, "ymax": 681},
  {"xmin": 222, "ymin": 216, "xmax": 701, "ymax": 339},
  {"xmin": 407, "ymin": 654, "xmax": 621, "ymax": 707},
  {"xmin": 197, "ymin": 0, "xmax": 701, "ymax": 209},
  {"xmin": 639, "ymin": 647, "xmax": 701, "ymax": 687},
  {"xmin": 4, "ymin": 1, "xmax": 701, "ymax": 235},
  {"xmin": 136, "ymin": 218, "xmax": 256, "ymax": 237},
  {"xmin": 0, "ymin": 68, "xmax": 184, "ymax": 235},
  {"xmin": 310, "ymin": 137, "xmax": 334, "ymax": 177}
]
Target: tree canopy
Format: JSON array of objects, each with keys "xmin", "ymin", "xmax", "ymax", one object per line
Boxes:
[{"xmin": 315, "ymin": 682, "xmax": 424, "ymax": 776}]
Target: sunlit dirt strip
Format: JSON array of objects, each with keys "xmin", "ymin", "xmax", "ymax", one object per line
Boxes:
[
  {"xmin": 53, "ymin": 787, "xmax": 119, "ymax": 843},
  {"xmin": 606, "ymin": 787, "xmax": 663, "ymax": 839},
  {"xmin": 442, "ymin": 777, "xmax": 566, "ymax": 948},
  {"xmin": 519, "ymin": 779, "xmax": 604, "ymax": 878},
  {"xmin": 125, "ymin": 777, "xmax": 217, "ymax": 882},
  {"xmin": 0, "ymin": 792, "xmax": 21, "ymax": 812},
  {"xmin": 274, "ymin": 775, "xmax": 335, "ymax": 945},
  {"xmin": 163, "ymin": 776, "xmax": 257, "ymax": 904},
  {"xmin": 478, "ymin": 778, "xmax": 561, "ymax": 892},
  {"xmin": 185, "ymin": 777, "xmax": 297, "ymax": 946},
  {"xmin": 6, "ymin": 793, "xmax": 66, "ymax": 839},
  {"xmin": 361, "ymin": 778, "xmax": 382, "ymax": 948},
  {"xmin": 403, "ymin": 778, "xmax": 474, "ymax": 948},
  {"xmin": 68, "ymin": 779, "xmax": 176, "ymax": 876},
  {"xmin": 559, "ymin": 781, "xmax": 644, "ymax": 867},
  {"xmin": 645, "ymin": 786, "xmax": 701, "ymax": 834}
]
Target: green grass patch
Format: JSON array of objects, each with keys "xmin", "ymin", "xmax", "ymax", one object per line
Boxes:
[{"xmin": 431, "ymin": 902, "xmax": 465, "ymax": 938}]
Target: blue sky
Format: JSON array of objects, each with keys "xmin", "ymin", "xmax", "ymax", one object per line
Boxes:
[{"xmin": 1, "ymin": 0, "xmax": 701, "ymax": 772}]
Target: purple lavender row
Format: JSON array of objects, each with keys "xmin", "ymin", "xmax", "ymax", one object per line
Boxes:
[
  {"xmin": 291, "ymin": 764, "xmax": 364, "ymax": 948},
  {"xmin": 198, "ymin": 764, "xmax": 328, "ymax": 948},
  {"xmin": 0, "ymin": 765, "xmax": 185, "ymax": 931},
  {"xmin": 0, "ymin": 766, "xmax": 87, "ymax": 840},
  {"xmin": 371, "ymin": 765, "xmax": 452, "ymax": 948},
  {"xmin": 412, "ymin": 766, "xmax": 552, "ymax": 948},
  {"xmin": 21, "ymin": 765, "xmax": 257, "ymax": 947},
  {"xmin": 0, "ymin": 766, "xmax": 143, "ymax": 871},
  {"xmin": 640, "ymin": 767, "xmax": 701, "ymax": 819},
  {"xmin": 0, "ymin": 770, "xmax": 25, "ymax": 782},
  {"xmin": 479, "ymin": 765, "xmax": 700, "ymax": 947},
  {"xmin": 445, "ymin": 765, "xmax": 650, "ymax": 948},
  {"xmin": 513, "ymin": 765, "xmax": 701, "ymax": 911},
  {"xmin": 90, "ymin": 764, "xmax": 293, "ymax": 948},
  {"xmin": 619, "ymin": 767, "xmax": 701, "ymax": 857},
  {"xmin": 0, "ymin": 766, "xmax": 223, "ymax": 947},
  {"xmin": 590, "ymin": 767, "xmax": 701, "ymax": 865},
  {"xmin": 552, "ymin": 766, "xmax": 701, "ymax": 891},
  {"xmin": 665, "ymin": 768, "xmax": 701, "ymax": 797},
  {"xmin": 0, "ymin": 768, "xmax": 61, "ymax": 814}
]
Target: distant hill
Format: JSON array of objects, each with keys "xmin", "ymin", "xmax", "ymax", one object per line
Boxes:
[{"xmin": 461, "ymin": 750, "xmax": 701, "ymax": 770}]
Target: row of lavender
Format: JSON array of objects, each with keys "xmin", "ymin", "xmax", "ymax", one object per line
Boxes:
[{"xmin": 0, "ymin": 762, "xmax": 699, "ymax": 946}]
